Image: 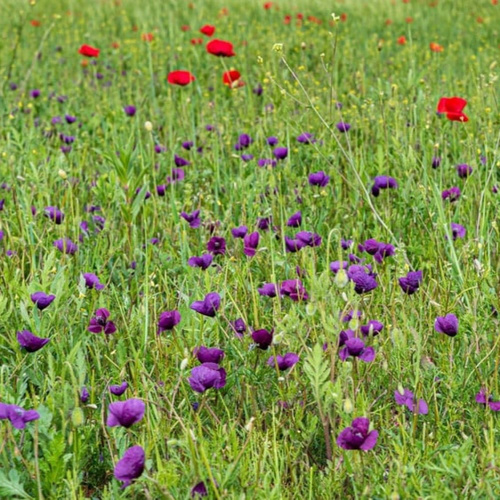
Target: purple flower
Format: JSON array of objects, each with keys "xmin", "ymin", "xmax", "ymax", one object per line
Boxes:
[
  {"xmin": 252, "ymin": 328, "xmax": 273, "ymax": 349},
  {"xmin": 308, "ymin": 171, "xmax": 330, "ymax": 187},
  {"xmin": 330, "ymin": 260, "xmax": 348, "ymax": 274},
  {"xmin": 88, "ymin": 308, "xmax": 116, "ymax": 334},
  {"xmin": 237, "ymin": 134, "xmax": 253, "ymax": 149},
  {"xmin": 207, "ymin": 236, "xmax": 226, "ymax": 256},
  {"xmin": 267, "ymin": 353, "xmax": 299, "ymax": 370},
  {"xmin": 341, "ymin": 310, "xmax": 362, "ymax": 323},
  {"xmin": 336, "ymin": 122, "xmax": 351, "ymax": 133},
  {"xmin": 434, "ymin": 313, "xmax": 458, "ymax": 337},
  {"xmin": 190, "ymin": 292, "xmax": 221, "ymax": 317},
  {"xmin": 258, "ymin": 158, "xmax": 277, "ymax": 168},
  {"xmin": 231, "ymin": 318, "xmax": 246, "ymax": 337},
  {"xmin": 80, "ymin": 387, "xmax": 90, "ymax": 403},
  {"xmin": 273, "ymin": 147, "xmax": 288, "ymax": 160},
  {"xmin": 232, "ymin": 225, "xmax": 248, "ymax": 238},
  {"xmin": 374, "ymin": 243, "xmax": 395, "ymax": 263},
  {"xmin": 253, "ymin": 84, "xmax": 263, "ymax": 96},
  {"xmin": 51, "ymin": 116, "xmax": 62, "ymax": 125},
  {"xmin": 155, "ymin": 144, "xmax": 166, "ymax": 154},
  {"xmin": 175, "ymin": 154, "xmax": 190, "ymax": 167},
  {"xmin": 475, "ymin": 388, "xmax": 500, "ymax": 411},
  {"xmin": 243, "ymin": 231, "xmax": 260, "ymax": 257},
  {"xmin": 339, "ymin": 337, "xmax": 375, "ymax": 362},
  {"xmin": 371, "ymin": 175, "xmax": 398, "ymax": 197},
  {"xmin": 337, "ymin": 417, "xmax": 378, "ymax": 450},
  {"xmin": 188, "ymin": 254, "xmax": 213, "ymax": 270},
  {"xmin": 167, "ymin": 168, "xmax": 185, "ymax": 184},
  {"xmin": 114, "ymin": 445, "xmax": 145, "ymax": 489},
  {"xmin": 258, "ymin": 283, "xmax": 278, "ymax": 297},
  {"xmin": 296, "ymin": 231, "xmax": 322, "ymax": 247},
  {"xmin": 157, "ymin": 310, "xmax": 181, "ymax": 333},
  {"xmin": 257, "ymin": 216, "xmax": 272, "ymax": 231},
  {"xmin": 360, "ymin": 320, "xmax": 384, "ymax": 337},
  {"xmin": 107, "ymin": 398, "xmax": 145, "ymax": 428},
  {"xmin": 123, "ymin": 105, "xmax": 136, "ymax": 117},
  {"xmin": 109, "ymin": 382, "xmax": 128, "ymax": 396},
  {"xmin": 54, "ymin": 238, "xmax": 78, "ymax": 254},
  {"xmin": 16, "ymin": 330, "xmax": 50, "ymax": 352},
  {"xmin": 0, "ymin": 403, "xmax": 40, "ymax": 429},
  {"xmin": 188, "ymin": 363, "xmax": 226, "ymax": 393},
  {"xmin": 181, "ymin": 209, "xmax": 201, "ymax": 228},
  {"xmin": 297, "ymin": 132, "xmax": 315, "ymax": 144},
  {"xmin": 280, "ymin": 279, "xmax": 309, "ymax": 301},
  {"xmin": 338, "ymin": 329, "xmax": 355, "ymax": 347},
  {"xmin": 348, "ymin": 266, "xmax": 378, "ymax": 294},
  {"xmin": 286, "ymin": 211, "xmax": 302, "ymax": 227},
  {"xmin": 394, "ymin": 388, "xmax": 428, "ymax": 414},
  {"xmin": 241, "ymin": 154, "xmax": 254, "ymax": 161},
  {"xmin": 285, "ymin": 236, "xmax": 306, "ymax": 253},
  {"xmin": 191, "ymin": 481, "xmax": 208, "ymax": 497},
  {"xmin": 30, "ymin": 292, "xmax": 55, "ymax": 310},
  {"xmin": 441, "ymin": 186, "xmax": 461, "ymax": 202},
  {"xmin": 182, "ymin": 141, "xmax": 194, "ymax": 150},
  {"xmin": 65, "ymin": 114, "xmax": 76, "ymax": 124},
  {"xmin": 432, "ymin": 156, "xmax": 441, "ymax": 168},
  {"xmin": 267, "ymin": 136, "xmax": 279, "ymax": 146},
  {"xmin": 450, "ymin": 223, "xmax": 466, "ymax": 240},
  {"xmin": 194, "ymin": 346, "xmax": 225, "ymax": 364},
  {"xmin": 398, "ymin": 270, "xmax": 423, "ymax": 295},
  {"xmin": 456, "ymin": 163, "xmax": 472, "ymax": 178},
  {"xmin": 83, "ymin": 273, "xmax": 104, "ymax": 290},
  {"xmin": 30, "ymin": 89, "xmax": 41, "ymax": 98}
]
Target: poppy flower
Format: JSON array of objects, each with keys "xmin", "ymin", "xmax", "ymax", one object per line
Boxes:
[
  {"xmin": 263, "ymin": 2, "xmax": 273, "ymax": 8},
  {"xmin": 398, "ymin": 270, "xmax": 423, "ymax": 295},
  {"xmin": 157, "ymin": 310, "xmax": 181, "ymax": 333},
  {"xmin": 258, "ymin": 283, "xmax": 278, "ymax": 297},
  {"xmin": 141, "ymin": 33, "xmax": 154, "ymax": 42},
  {"xmin": 252, "ymin": 328, "xmax": 274, "ymax": 349},
  {"xmin": 188, "ymin": 363, "xmax": 226, "ymax": 393},
  {"xmin": 83, "ymin": 273, "xmax": 104, "ymax": 290},
  {"xmin": 191, "ymin": 481, "xmax": 208, "ymax": 497},
  {"xmin": 456, "ymin": 163, "xmax": 472, "ymax": 178},
  {"xmin": 308, "ymin": 171, "xmax": 330, "ymax": 187},
  {"xmin": 437, "ymin": 97, "xmax": 468, "ymax": 122},
  {"xmin": 280, "ymin": 280, "xmax": 309, "ymax": 301},
  {"xmin": 348, "ymin": 266, "xmax": 378, "ymax": 294},
  {"xmin": 222, "ymin": 70, "xmax": 244, "ymax": 87},
  {"xmin": 337, "ymin": 417, "xmax": 378, "ymax": 450},
  {"xmin": 397, "ymin": 36, "xmax": 407, "ymax": 45},
  {"xmin": 17, "ymin": 330, "xmax": 50, "ymax": 352},
  {"xmin": 181, "ymin": 209, "xmax": 201, "ymax": 228},
  {"xmin": 191, "ymin": 38, "xmax": 203, "ymax": 45},
  {"xmin": 194, "ymin": 346, "xmax": 225, "ymax": 364},
  {"xmin": 206, "ymin": 39, "xmax": 235, "ymax": 57},
  {"xmin": 207, "ymin": 236, "xmax": 226, "ymax": 255},
  {"xmin": 31, "ymin": 20, "xmax": 41, "ymax": 27},
  {"xmin": 232, "ymin": 225, "xmax": 248, "ymax": 238},
  {"xmin": 434, "ymin": 313, "xmax": 458, "ymax": 337},
  {"xmin": 339, "ymin": 337, "xmax": 375, "ymax": 362},
  {"xmin": 107, "ymin": 398, "xmax": 145, "ymax": 428},
  {"xmin": 78, "ymin": 44, "xmax": 100, "ymax": 57},
  {"xmin": 287, "ymin": 211, "xmax": 302, "ymax": 227},
  {"xmin": 31, "ymin": 292, "xmax": 56, "ymax": 310},
  {"xmin": 181, "ymin": 25, "xmax": 190, "ymax": 32},
  {"xmin": 336, "ymin": 122, "xmax": 351, "ymax": 133},
  {"xmin": 395, "ymin": 388, "xmax": 428, "ymax": 414},
  {"xmin": 267, "ymin": 353, "xmax": 299, "ymax": 371},
  {"xmin": 476, "ymin": 388, "xmax": 500, "ymax": 411},
  {"xmin": 0, "ymin": 403, "xmax": 40, "ymax": 429},
  {"xmin": 167, "ymin": 70, "xmax": 196, "ymax": 86},
  {"xmin": 88, "ymin": 308, "xmax": 116, "ymax": 334},
  {"xmin": 54, "ymin": 238, "xmax": 78, "ymax": 254},
  {"xmin": 200, "ymin": 25, "xmax": 215, "ymax": 37},
  {"xmin": 430, "ymin": 42, "xmax": 444, "ymax": 52},
  {"xmin": 371, "ymin": 175, "xmax": 398, "ymax": 196},
  {"xmin": 114, "ymin": 445, "xmax": 145, "ymax": 489},
  {"xmin": 190, "ymin": 292, "xmax": 221, "ymax": 317},
  {"xmin": 231, "ymin": 318, "xmax": 246, "ymax": 338},
  {"xmin": 188, "ymin": 254, "xmax": 213, "ymax": 270},
  {"xmin": 243, "ymin": 231, "xmax": 260, "ymax": 256},
  {"xmin": 441, "ymin": 186, "xmax": 461, "ymax": 202},
  {"xmin": 109, "ymin": 382, "xmax": 128, "ymax": 396}
]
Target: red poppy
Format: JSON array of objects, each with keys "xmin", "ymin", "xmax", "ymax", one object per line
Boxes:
[
  {"xmin": 284, "ymin": 15, "xmax": 292, "ymax": 24},
  {"xmin": 385, "ymin": 19, "xmax": 393, "ymax": 25},
  {"xmin": 167, "ymin": 70, "xmax": 196, "ymax": 86},
  {"xmin": 30, "ymin": 20, "xmax": 41, "ymax": 27},
  {"xmin": 397, "ymin": 36, "xmax": 407, "ymax": 45},
  {"xmin": 200, "ymin": 25, "xmax": 215, "ymax": 37},
  {"xmin": 206, "ymin": 39, "xmax": 235, "ymax": 57},
  {"xmin": 142, "ymin": 33, "xmax": 154, "ymax": 42},
  {"xmin": 476, "ymin": 16, "xmax": 484, "ymax": 23},
  {"xmin": 218, "ymin": 7, "xmax": 229, "ymax": 17},
  {"xmin": 181, "ymin": 25, "xmax": 190, "ymax": 32},
  {"xmin": 222, "ymin": 70, "xmax": 245, "ymax": 87},
  {"xmin": 308, "ymin": 15, "xmax": 322, "ymax": 24},
  {"xmin": 263, "ymin": 2, "xmax": 273, "ymax": 8},
  {"xmin": 191, "ymin": 38, "xmax": 203, "ymax": 45},
  {"xmin": 430, "ymin": 42, "xmax": 444, "ymax": 52},
  {"xmin": 340, "ymin": 13, "xmax": 348, "ymax": 22},
  {"xmin": 493, "ymin": 0, "xmax": 498, "ymax": 5},
  {"xmin": 78, "ymin": 44, "xmax": 100, "ymax": 58},
  {"xmin": 405, "ymin": 17, "xmax": 413, "ymax": 23},
  {"xmin": 111, "ymin": 42, "xmax": 120, "ymax": 49},
  {"xmin": 437, "ymin": 97, "xmax": 469, "ymax": 122}
]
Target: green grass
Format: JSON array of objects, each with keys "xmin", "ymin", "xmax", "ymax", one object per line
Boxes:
[{"xmin": 0, "ymin": 0, "xmax": 499, "ymax": 498}]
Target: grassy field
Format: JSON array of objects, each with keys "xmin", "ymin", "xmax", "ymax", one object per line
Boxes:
[{"xmin": 0, "ymin": 0, "xmax": 499, "ymax": 498}]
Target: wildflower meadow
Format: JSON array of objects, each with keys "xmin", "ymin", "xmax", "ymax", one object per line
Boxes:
[{"xmin": 1, "ymin": 0, "xmax": 500, "ymax": 498}]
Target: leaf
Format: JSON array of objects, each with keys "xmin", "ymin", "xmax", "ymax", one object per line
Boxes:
[
  {"xmin": 303, "ymin": 343, "xmax": 331, "ymax": 404},
  {"xmin": 0, "ymin": 469, "xmax": 33, "ymax": 499}
]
